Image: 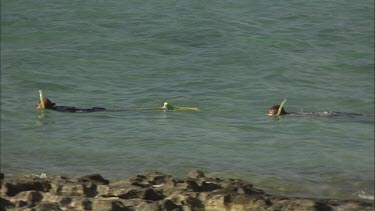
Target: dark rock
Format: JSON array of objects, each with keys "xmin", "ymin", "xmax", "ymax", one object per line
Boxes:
[
  {"xmin": 159, "ymin": 199, "xmax": 183, "ymax": 211},
  {"xmin": 79, "ymin": 174, "xmax": 109, "ymax": 185},
  {"xmin": 143, "ymin": 188, "xmax": 165, "ymax": 201},
  {"xmin": 3, "ymin": 177, "xmax": 51, "ymax": 197},
  {"xmin": 114, "ymin": 187, "xmax": 165, "ymax": 201},
  {"xmin": 92, "ymin": 199, "xmax": 130, "ymax": 211},
  {"xmin": 81, "ymin": 199, "xmax": 93, "ymax": 210},
  {"xmin": 58, "ymin": 196, "xmax": 73, "ymax": 207},
  {"xmin": 182, "ymin": 179, "xmax": 221, "ymax": 192},
  {"xmin": 62, "ymin": 198, "xmax": 92, "ymax": 210},
  {"xmin": 187, "ymin": 170, "xmax": 205, "ymax": 179},
  {"xmin": 221, "ymin": 180, "xmax": 264, "ymax": 195},
  {"xmin": 146, "ymin": 172, "xmax": 173, "ymax": 185},
  {"xmin": 115, "ymin": 188, "xmax": 140, "ymax": 199},
  {"xmin": 199, "ymin": 181, "xmax": 221, "ymax": 192},
  {"xmin": 33, "ymin": 202, "xmax": 63, "ymax": 211},
  {"xmin": 129, "ymin": 175, "xmax": 151, "ymax": 188},
  {"xmin": 183, "ymin": 195, "xmax": 205, "ymax": 210},
  {"xmin": 130, "ymin": 181, "xmax": 150, "ymax": 188},
  {"xmin": 184, "ymin": 179, "xmax": 201, "ymax": 192},
  {"xmin": 13, "ymin": 190, "xmax": 43, "ymax": 207},
  {"xmin": 131, "ymin": 175, "xmax": 147, "ymax": 182},
  {"xmin": 315, "ymin": 201, "xmax": 334, "ymax": 211},
  {"xmin": 1, "ymin": 197, "xmax": 15, "ymax": 210},
  {"xmin": 83, "ymin": 182, "xmax": 98, "ymax": 197},
  {"xmin": 0, "ymin": 173, "xmax": 3, "ymax": 191},
  {"xmin": 1, "ymin": 171, "xmax": 373, "ymax": 211},
  {"xmin": 15, "ymin": 200, "xmax": 28, "ymax": 208}
]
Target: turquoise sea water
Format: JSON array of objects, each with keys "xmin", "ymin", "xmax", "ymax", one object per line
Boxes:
[{"xmin": 1, "ymin": 0, "xmax": 374, "ymax": 200}]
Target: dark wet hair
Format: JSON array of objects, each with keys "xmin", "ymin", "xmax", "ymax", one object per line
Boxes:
[
  {"xmin": 268, "ymin": 105, "xmax": 287, "ymax": 116},
  {"xmin": 37, "ymin": 97, "xmax": 56, "ymax": 109}
]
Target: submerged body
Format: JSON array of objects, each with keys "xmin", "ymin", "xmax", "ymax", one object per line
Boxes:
[
  {"xmin": 267, "ymin": 105, "xmax": 374, "ymax": 117},
  {"xmin": 36, "ymin": 98, "xmax": 108, "ymax": 112},
  {"xmin": 52, "ymin": 106, "xmax": 107, "ymax": 113},
  {"xmin": 287, "ymin": 111, "xmax": 369, "ymax": 117}
]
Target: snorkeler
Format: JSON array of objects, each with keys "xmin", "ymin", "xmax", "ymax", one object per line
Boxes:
[
  {"xmin": 267, "ymin": 105, "xmax": 287, "ymax": 116},
  {"xmin": 36, "ymin": 99, "xmax": 198, "ymax": 112},
  {"xmin": 36, "ymin": 97, "xmax": 108, "ymax": 112},
  {"xmin": 35, "ymin": 89, "xmax": 182, "ymax": 112},
  {"xmin": 35, "ymin": 88, "xmax": 199, "ymax": 113},
  {"xmin": 267, "ymin": 104, "xmax": 374, "ymax": 117},
  {"xmin": 35, "ymin": 98, "xmax": 178, "ymax": 112}
]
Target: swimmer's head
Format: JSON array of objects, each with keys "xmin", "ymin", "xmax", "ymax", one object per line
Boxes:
[
  {"xmin": 36, "ymin": 97, "xmax": 56, "ymax": 110},
  {"xmin": 162, "ymin": 102, "xmax": 174, "ymax": 110},
  {"xmin": 267, "ymin": 105, "xmax": 286, "ymax": 116}
]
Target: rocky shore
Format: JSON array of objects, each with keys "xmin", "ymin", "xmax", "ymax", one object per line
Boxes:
[{"xmin": 1, "ymin": 170, "xmax": 373, "ymax": 211}]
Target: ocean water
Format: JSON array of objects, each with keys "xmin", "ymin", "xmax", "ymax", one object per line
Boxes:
[{"xmin": 1, "ymin": 0, "xmax": 374, "ymax": 200}]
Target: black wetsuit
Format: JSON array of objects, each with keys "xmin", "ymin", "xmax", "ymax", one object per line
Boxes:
[
  {"xmin": 46, "ymin": 106, "xmax": 162, "ymax": 112},
  {"xmin": 288, "ymin": 111, "xmax": 372, "ymax": 117},
  {"xmin": 52, "ymin": 106, "xmax": 107, "ymax": 113}
]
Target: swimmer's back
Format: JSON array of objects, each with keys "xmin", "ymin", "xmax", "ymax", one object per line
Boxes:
[
  {"xmin": 54, "ymin": 106, "xmax": 107, "ymax": 113},
  {"xmin": 288, "ymin": 111, "xmax": 372, "ymax": 117}
]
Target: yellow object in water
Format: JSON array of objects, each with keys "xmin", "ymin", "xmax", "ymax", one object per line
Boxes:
[
  {"xmin": 277, "ymin": 99, "xmax": 287, "ymax": 116},
  {"xmin": 173, "ymin": 106, "xmax": 200, "ymax": 111},
  {"xmin": 163, "ymin": 102, "xmax": 200, "ymax": 111},
  {"xmin": 39, "ymin": 90, "xmax": 45, "ymax": 109}
]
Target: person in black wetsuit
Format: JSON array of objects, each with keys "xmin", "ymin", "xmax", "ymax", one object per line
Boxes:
[
  {"xmin": 36, "ymin": 98, "xmax": 171, "ymax": 112},
  {"xmin": 36, "ymin": 97, "xmax": 107, "ymax": 112},
  {"xmin": 267, "ymin": 105, "xmax": 374, "ymax": 117}
]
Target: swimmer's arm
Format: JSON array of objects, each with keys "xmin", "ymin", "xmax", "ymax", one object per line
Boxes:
[
  {"xmin": 131, "ymin": 107, "xmax": 167, "ymax": 111},
  {"xmin": 173, "ymin": 106, "xmax": 200, "ymax": 111},
  {"xmin": 103, "ymin": 107, "xmax": 167, "ymax": 112}
]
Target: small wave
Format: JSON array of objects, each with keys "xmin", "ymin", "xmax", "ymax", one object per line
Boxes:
[
  {"xmin": 31, "ymin": 173, "xmax": 47, "ymax": 178},
  {"xmin": 353, "ymin": 190, "xmax": 374, "ymax": 200}
]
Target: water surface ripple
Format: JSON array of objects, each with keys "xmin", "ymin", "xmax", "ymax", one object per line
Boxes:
[{"xmin": 1, "ymin": 0, "xmax": 374, "ymax": 200}]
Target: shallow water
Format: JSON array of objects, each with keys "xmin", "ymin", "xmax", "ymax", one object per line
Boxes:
[{"xmin": 1, "ymin": 0, "xmax": 374, "ymax": 200}]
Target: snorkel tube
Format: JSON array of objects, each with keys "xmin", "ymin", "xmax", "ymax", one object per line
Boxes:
[
  {"xmin": 39, "ymin": 90, "xmax": 45, "ymax": 109},
  {"xmin": 277, "ymin": 99, "xmax": 287, "ymax": 116}
]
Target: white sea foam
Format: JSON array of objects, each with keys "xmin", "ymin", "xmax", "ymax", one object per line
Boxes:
[{"xmin": 353, "ymin": 190, "xmax": 374, "ymax": 200}]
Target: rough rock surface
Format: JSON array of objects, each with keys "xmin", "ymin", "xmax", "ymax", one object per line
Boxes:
[{"xmin": 1, "ymin": 170, "xmax": 373, "ymax": 211}]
